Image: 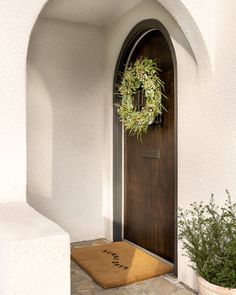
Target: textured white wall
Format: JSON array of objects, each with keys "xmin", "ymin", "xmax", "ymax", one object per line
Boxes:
[
  {"xmin": 0, "ymin": 0, "xmax": 213, "ymax": 204},
  {"xmin": 0, "ymin": 3, "xmax": 70, "ymax": 294},
  {"xmin": 27, "ymin": 19, "xmax": 106, "ymax": 242}
]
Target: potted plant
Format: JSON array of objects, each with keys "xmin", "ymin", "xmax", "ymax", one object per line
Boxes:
[{"xmin": 178, "ymin": 190, "xmax": 236, "ymax": 294}]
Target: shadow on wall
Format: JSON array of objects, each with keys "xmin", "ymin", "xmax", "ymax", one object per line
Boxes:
[
  {"xmin": 27, "ymin": 64, "xmax": 53, "ymax": 199},
  {"xmin": 26, "ymin": 19, "xmax": 106, "ymax": 242}
]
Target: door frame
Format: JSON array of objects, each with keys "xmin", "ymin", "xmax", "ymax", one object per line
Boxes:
[{"xmin": 113, "ymin": 19, "xmax": 178, "ymax": 275}]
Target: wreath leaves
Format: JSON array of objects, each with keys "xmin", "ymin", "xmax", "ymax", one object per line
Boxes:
[{"xmin": 116, "ymin": 57, "xmax": 166, "ymax": 140}]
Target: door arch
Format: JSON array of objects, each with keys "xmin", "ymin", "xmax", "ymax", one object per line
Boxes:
[{"xmin": 113, "ymin": 19, "xmax": 177, "ymax": 274}]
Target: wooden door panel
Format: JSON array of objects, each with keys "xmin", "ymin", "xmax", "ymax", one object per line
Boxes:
[{"xmin": 124, "ymin": 30, "xmax": 175, "ymax": 262}]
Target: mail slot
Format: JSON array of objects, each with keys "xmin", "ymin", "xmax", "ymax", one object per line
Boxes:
[{"xmin": 141, "ymin": 149, "xmax": 160, "ymax": 159}]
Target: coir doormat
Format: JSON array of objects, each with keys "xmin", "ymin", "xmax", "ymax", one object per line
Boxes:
[{"xmin": 71, "ymin": 241, "xmax": 173, "ymax": 289}]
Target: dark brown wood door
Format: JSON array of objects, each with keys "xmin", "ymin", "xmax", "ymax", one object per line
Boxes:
[{"xmin": 124, "ymin": 30, "xmax": 175, "ymax": 262}]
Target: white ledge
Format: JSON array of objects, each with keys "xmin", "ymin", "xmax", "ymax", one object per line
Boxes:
[
  {"xmin": 0, "ymin": 202, "xmax": 70, "ymax": 295},
  {"xmin": 0, "ymin": 202, "xmax": 67, "ymax": 241}
]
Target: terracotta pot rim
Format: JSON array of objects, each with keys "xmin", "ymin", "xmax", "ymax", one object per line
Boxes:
[{"xmin": 197, "ymin": 275, "xmax": 236, "ymax": 291}]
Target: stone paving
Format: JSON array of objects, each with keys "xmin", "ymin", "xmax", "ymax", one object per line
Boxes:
[{"xmin": 71, "ymin": 239, "xmax": 196, "ymax": 295}]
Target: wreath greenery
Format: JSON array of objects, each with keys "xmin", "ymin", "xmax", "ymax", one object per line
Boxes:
[{"xmin": 116, "ymin": 57, "xmax": 166, "ymax": 139}]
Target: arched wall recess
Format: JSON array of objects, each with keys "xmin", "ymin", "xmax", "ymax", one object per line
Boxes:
[
  {"xmin": 26, "ymin": 0, "xmax": 213, "ymax": 81},
  {"xmin": 27, "ymin": 4, "xmax": 108, "ymax": 241},
  {"xmin": 25, "ymin": 0, "xmax": 212, "ymax": 287},
  {"xmin": 0, "ymin": 1, "xmax": 212, "ymax": 204},
  {"xmin": 27, "ymin": 0, "xmax": 213, "ymax": 73}
]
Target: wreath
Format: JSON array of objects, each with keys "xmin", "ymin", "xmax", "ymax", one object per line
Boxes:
[{"xmin": 116, "ymin": 57, "xmax": 166, "ymax": 139}]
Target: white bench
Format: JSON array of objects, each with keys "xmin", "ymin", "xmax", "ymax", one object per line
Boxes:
[{"xmin": 0, "ymin": 202, "xmax": 70, "ymax": 295}]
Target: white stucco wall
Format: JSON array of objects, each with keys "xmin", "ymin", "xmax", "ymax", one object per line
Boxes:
[
  {"xmin": 27, "ymin": 18, "xmax": 106, "ymax": 242},
  {"xmin": 1, "ymin": 0, "xmax": 236, "ymax": 292},
  {"xmin": 212, "ymin": 0, "xmax": 236, "ymax": 193}
]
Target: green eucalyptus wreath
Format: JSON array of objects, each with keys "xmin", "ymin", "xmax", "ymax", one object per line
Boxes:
[{"xmin": 116, "ymin": 57, "xmax": 166, "ymax": 139}]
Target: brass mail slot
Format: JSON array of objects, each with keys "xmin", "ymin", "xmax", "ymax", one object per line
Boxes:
[{"xmin": 141, "ymin": 149, "xmax": 160, "ymax": 159}]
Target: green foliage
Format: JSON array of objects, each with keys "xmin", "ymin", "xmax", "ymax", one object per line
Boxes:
[
  {"xmin": 178, "ymin": 190, "xmax": 236, "ymax": 288},
  {"xmin": 116, "ymin": 57, "xmax": 166, "ymax": 140}
]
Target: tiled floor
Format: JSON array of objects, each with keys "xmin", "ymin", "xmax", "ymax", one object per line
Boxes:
[{"xmin": 71, "ymin": 239, "xmax": 196, "ymax": 295}]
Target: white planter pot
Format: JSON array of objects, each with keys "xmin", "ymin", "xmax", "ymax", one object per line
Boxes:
[{"xmin": 198, "ymin": 276, "xmax": 236, "ymax": 295}]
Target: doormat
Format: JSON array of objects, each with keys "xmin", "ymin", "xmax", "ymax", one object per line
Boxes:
[{"xmin": 71, "ymin": 241, "xmax": 173, "ymax": 289}]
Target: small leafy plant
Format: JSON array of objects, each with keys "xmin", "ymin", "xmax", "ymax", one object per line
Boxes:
[{"xmin": 178, "ymin": 190, "xmax": 236, "ymax": 288}]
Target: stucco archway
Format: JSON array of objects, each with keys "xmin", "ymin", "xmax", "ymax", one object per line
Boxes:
[
  {"xmin": 27, "ymin": 0, "xmax": 212, "ymax": 77},
  {"xmin": 25, "ymin": 0, "xmax": 213, "ymax": 291},
  {"xmin": 0, "ymin": 0, "xmax": 212, "ymax": 204}
]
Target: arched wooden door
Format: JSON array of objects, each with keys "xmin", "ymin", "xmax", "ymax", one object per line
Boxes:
[{"xmin": 113, "ymin": 20, "xmax": 177, "ymax": 269}]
